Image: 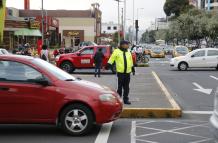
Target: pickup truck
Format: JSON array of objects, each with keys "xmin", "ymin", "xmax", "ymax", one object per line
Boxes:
[{"xmin": 56, "ymin": 45, "xmax": 136, "ymax": 73}]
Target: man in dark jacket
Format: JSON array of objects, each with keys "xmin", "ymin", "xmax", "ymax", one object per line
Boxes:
[{"xmin": 94, "ymin": 48, "xmax": 105, "ymax": 77}]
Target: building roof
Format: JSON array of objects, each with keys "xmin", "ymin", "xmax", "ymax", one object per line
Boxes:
[{"xmin": 19, "ymin": 10, "xmax": 94, "ymax": 18}]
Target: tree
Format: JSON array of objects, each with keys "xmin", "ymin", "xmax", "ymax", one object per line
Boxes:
[
  {"xmin": 140, "ymin": 30, "xmax": 156, "ymax": 43},
  {"xmin": 164, "ymin": 0, "xmax": 191, "ymax": 17}
]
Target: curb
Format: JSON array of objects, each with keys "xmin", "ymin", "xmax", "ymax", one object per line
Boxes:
[
  {"xmin": 120, "ymin": 71, "xmax": 182, "ymax": 118},
  {"xmin": 121, "ymin": 108, "xmax": 181, "ymax": 118}
]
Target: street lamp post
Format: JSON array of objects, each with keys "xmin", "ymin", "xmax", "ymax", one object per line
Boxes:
[
  {"xmin": 115, "ymin": 0, "xmax": 121, "ymax": 46},
  {"xmin": 137, "ymin": 8, "xmax": 144, "ymax": 20},
  {"xmin": 132, "ymin": 0, "xmax": 135, "ymax": 44},
  {"xmin": 136, "ymin": 8, "xmax": 144, "ymax": 45},
  {"xmin": 124, "ymin": 0, "xmax": 126, "ymax": 40}
]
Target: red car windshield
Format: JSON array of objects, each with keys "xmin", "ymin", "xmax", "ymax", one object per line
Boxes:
[{"xmin": 33, "ymin": 58, "xmax": 76, "ymax": 81}]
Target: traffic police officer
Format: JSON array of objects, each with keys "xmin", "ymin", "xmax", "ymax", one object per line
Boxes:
[{"xmin": 106, "ymin": 40, "xmax": 135, "ymax": 105}]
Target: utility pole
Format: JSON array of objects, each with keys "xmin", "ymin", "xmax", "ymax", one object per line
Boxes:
[
  {"xmin": 124, "ymin": 0, "xmax": 126, "ymax": 40},
  {"xmin": 114, "ymin": 0, "xmax": 121, "ymax": 46},
  {"xmin": 132, "ymin": 0, "xmax": 135, "ymax": 44},
  {"xmin": 121, "ymin": 8, "xmax": 124, "ymax": 36},
  {"xmin": 41, "ymin": 0, "xmax": 44, "ymax": 45}
]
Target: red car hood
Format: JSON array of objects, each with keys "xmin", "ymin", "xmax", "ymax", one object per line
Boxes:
[{"xmin": 74, "ymin": 80, "xmax": 115, "ymax": 93}]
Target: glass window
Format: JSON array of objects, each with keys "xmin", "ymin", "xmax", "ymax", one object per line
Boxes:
[
  {"xmin": 33, "ymin": 58, "xmax": 76, "ymax": 81},
  {"xmin": 99, "ymin": 47, "xmax": 107, "ymax": 54},
  {"xmin": 107, "ymin": 26, "xmax": 111, "ymax": 30},
  {"xmin": 81, "ymin": 47, "xmax": 94, "ymax": 55},
  {"xmin": 208, "ymin": 50, "xmax": 218, "ymax": 56},
  {"xmin": 192, "ymin": 50, "xmax": 205, "ymax": 57},
  {"xmin": 0, "ymin": 61, "xmax": 43, "ymax": 83},
  {"xmin": 113, "ymin": 26, "xmax": 117, "ymax": 30}
]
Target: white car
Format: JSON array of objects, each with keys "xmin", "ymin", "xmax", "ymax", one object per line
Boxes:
[
  {"xmin": 170, "ymin": 48, "xmax": 218, "ymax": 71},
  {"xmin": 0, "ymin": 48, "xmax": 9, "ymax": 55}
]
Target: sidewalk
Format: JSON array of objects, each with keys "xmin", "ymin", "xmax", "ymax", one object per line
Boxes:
[{"xmin": 73, "ymin": 67, "xmax": 181, "ymax": 118}]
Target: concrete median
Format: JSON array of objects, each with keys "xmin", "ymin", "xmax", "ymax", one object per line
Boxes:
[{"xmin": 73, "ymin": 67, "xmax": 182, "ymax": 118}]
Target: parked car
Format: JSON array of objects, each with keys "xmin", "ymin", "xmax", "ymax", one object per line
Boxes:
[
  {"xmin": 56, "ymin": 45, "xmax": 137, "ymax": 73},
  {"xmin": 144, "ymin": 46, "xmax": 152, "ymax": 55},
  {"xmin": 170, "ymin": 48, "xmax": 218, "ymax": 71},
  {"xmin": 79, "ymin": 41, "xmax": 97, "ymax": 48},
  {"xmin": 164, "ymin": 45, "xmax": 174, "ymax": 55},
  {"xmin": 0, "ymin": 48, "xmax": 9, "ymax": 55},
  {"xmin": 172, "ymin": 46, "xmax": 189, "ymax": 58},
  {"xmin": 150, "ymin": 46, "xmax": 165, "ymax": 58},
  {"xmin": 0, "ymin": 55, "xmax": 122, "ymax": 135}
]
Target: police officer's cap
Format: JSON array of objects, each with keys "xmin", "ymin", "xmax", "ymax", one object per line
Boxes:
[{"xmin": 120, "ymin": 40, "xmax": 130, "ymax": 46}]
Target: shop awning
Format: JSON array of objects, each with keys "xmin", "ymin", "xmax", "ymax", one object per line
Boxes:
[{"xmin": 14, "ymin": 28, "xmax": 42, "ymax": 37}]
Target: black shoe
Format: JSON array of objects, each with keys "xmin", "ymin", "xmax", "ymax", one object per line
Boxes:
[{"xmin": 124, "ymin": 101, "xmax": 131, "ymax": 105}]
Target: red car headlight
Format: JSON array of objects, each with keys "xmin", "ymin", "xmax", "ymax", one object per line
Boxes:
[{"xmin": 99, "ymin": 94, "xmax": 117, "ymax": 103}]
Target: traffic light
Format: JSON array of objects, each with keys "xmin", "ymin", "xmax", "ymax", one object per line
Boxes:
[{"xmin": 135, "ymin": 20, "xmax": 139, "ymax": 29}]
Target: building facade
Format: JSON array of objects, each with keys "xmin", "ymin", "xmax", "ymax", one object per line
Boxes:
[
  {"xmin": 102, "ymin": 22, "xmax": 121, "ymax": 34},
  {"xmin": 204, "ymin": 0, "xmax": 218, "ymax": 10},
  {"xmin": 0, "ymin": 0, "xmax": 6, "ymax": 43},
  {"xmin": 19, "ymin": 3, "xmax": 101, "ymax": 48},
  {"xmin": 3, "ymin": 8, "xmax": 42, "ymax": 50}
]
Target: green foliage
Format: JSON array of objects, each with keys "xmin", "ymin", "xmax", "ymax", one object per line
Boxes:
[
  {"xmin": 165, "ymin": 8, "xmax": 218, "ymax": 48},
  {"xmin": 140, "ymin": 30, "xmax": 156, "ymax": 43},
  {"xmin": 164, "ymin": 0, "xmax": 192, "ymax": 17}
]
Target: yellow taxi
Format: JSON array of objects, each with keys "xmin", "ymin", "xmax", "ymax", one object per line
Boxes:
[
  {"xmin": 150, "ymin": 46, "xmax": 165, "ymax": 58},
  {"xmin": 172, "ymin": 46, "xmax": 189, "ymax": 57}
]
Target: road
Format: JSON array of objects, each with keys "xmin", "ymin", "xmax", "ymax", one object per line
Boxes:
[{"xmin": 1, "ymin": 55, "xmax": 218, "ymax": 143}]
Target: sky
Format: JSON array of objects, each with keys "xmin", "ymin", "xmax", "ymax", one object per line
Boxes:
[{"xmin": 6, "ymin": 0, "xmax": 166, "ymax": 30}]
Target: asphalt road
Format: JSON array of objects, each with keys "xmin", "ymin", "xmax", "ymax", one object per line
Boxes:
[
  {"xmin": 1, "ymin": 55, "xmax": 217, "ymax": 143},
  {"xmin": 149, "ymin": 55, "xmax": 218, "ymax": 111}
]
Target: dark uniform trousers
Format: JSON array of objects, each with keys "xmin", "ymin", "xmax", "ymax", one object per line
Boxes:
[{"xmin": 117, "ymin": 72, "xmax": 130, "ymax": 101}]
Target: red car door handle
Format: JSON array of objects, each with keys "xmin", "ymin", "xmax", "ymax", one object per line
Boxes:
[{"xmin": 0, "ymin": 87, "xmax": 10, "ymax": 91}]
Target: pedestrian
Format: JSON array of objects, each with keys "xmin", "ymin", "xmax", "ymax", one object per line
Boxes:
[
  {"xmin": 106, "ymin": 40, "xmax": 135, "ymax": 105},
  {"xmin": 94, "ymin": 48, "xmax": 105, "ymax": 77},
  {"xmin": 40, "ymin": 45, "xmax": 51, "ymax": 62}
]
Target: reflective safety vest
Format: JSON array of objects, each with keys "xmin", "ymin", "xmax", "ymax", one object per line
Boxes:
[{"xmin": 108, "ymin": 48, "xmax": 133, "ymax": 74}]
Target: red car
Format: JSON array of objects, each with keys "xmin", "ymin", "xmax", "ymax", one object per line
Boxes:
[
  {"xmin": 0, "ymin": 55, "xmax": 122, "ymax": 135},
  {"xmin": 56, "ymin": 45, "xmax": 136, "ymax": 73}
]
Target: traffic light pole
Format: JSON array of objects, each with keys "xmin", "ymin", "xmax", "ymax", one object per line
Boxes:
[{"xmin": 135, "ymin": 20, "xmax": 139, "ymax": 45}]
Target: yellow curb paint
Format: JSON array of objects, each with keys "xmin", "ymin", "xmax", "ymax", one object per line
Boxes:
[{"xmin": 121, "ymin": 108, "xmax": 181, "ymax": 118}]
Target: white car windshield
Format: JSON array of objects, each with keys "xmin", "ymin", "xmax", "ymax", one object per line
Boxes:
[
  {"xmin": 33, "ymin": 58, "xmax": 76, "ymax": 81},
  {"xmin": 176, "ymin": 47, "xmax": 188, "ymax": 54}
]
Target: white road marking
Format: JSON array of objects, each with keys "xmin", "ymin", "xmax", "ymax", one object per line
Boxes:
[
  {"xmin": 152, "ymin": 71, "xmax": 181, "ymax": 110},
  {"xmin": 134, "ymin": 120, "xmax": 212, "ymax": 143},
  {"xmin": 94, "ymin": 122, "xmax": 113, "ymax": 143},
  {"xmin": 192, "ymin": 82, "xmax": 213, "ymax": 95},
  {"xmin": 183, "ymin": 111, "xmax": 213, "ymax": 115},
  {"xmin": 210, "ymin": 75, "xmax": 218, "ymax": 81},
  {"xmin": 131, "ymin": 121, "xmax": 136, "ymax": 143}
]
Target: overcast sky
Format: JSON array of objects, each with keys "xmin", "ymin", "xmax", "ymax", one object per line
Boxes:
[{"xmin": 6, "ymin": 0, "xmax": 166, "ymax": 30}]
